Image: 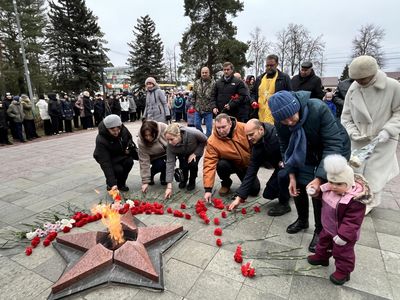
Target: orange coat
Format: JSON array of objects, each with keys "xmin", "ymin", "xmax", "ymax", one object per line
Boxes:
[{"xmin": 203, "ymin": 120, "xmax": 251, "ymax": 189}]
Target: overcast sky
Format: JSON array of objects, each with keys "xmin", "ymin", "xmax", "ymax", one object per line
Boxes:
[{"xmin": 85, "ymin": 0, "xmax": 400, "ymax": 77}]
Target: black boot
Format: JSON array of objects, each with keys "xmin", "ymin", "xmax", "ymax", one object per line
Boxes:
[
  {"xmin": 268, "ymin": 203, "xmax": 291, "ymax": 216},
  {"xmin": 286, "ymin": 219, "xmax": 309, "ymax": 234},
  {"xmin": 186, "ymin": 177, "xmax": 196, "ymax": 191},
  {"xmin": 308, "ymin": 231, "xmax": 320, "ymax": 253}
]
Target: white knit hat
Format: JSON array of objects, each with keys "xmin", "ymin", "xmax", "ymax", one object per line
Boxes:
[
  {"xmin": 103, "ymin": 114, "xmax": 122, "ymax": 129},
  {"xmin": 349, "ymin": 55, "xmax": 378, "ymax": 79},
  {"xmin": 324, "ymin": 154, "xmax": 354, "ymax": 188},
  {"xmin": 145, "ymin": 77, "xmax": 157, "ymax": 85}
]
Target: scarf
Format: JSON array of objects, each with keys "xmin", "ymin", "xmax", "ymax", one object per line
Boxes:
[
  {"xmin": 284, "ymin": 105, "xmax": 309, "ymax": 168},
  {"xmin": 258, "ymin": 71, "xmax": 278, "ymax": 124}
]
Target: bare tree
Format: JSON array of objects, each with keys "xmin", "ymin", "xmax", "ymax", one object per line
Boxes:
[
  {"xmin": 247, "ymin": 27, "xmax": 270, "ymax": 77},
  {"xmin": 164, "ymin": 48, "xmax": 175, "ymax": 83},
  {"xmin": 274, "ymin": 24, "xmax": 325, "ymax": 76},
  {"xmin": 352, "ymin": 24, "xmax": 385, "ymax": 67}
]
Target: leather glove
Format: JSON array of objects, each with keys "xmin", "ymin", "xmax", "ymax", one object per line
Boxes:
[
  {"xmin": 333, "ymin": 235, "xmax": 347, "ymax": 246},
  {"xmin": 377, "ymin": 130, "xmax": 390, "ymax": 143}
]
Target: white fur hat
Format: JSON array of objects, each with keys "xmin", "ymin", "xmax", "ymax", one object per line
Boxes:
[
  {"xmin": 324, "ymin": 154, "xmax": 354, "ymax": 188},
  {"xmin": 349, "ymin": 55, "xmax": 378, "ymax": 79}
]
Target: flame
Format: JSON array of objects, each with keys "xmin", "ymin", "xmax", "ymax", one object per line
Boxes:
[
  {"xmin": 108, "ymin": 189, "xmax": 121, "ymax": 201},
  {"xmin": 92, "ymin": 204, "xmax": 124, "ymax": 245}
]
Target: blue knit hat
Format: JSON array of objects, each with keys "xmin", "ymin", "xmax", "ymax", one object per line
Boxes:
[
  {"xmin": 268, "ymin": 91, "xmax": 300, "ymax": 122},
  {"xmin": 13, "ymin": 96, "xmax": 20, "ymax": 101}
]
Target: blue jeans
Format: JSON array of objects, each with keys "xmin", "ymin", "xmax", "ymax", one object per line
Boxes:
[{"xmin": 195, "ymin": 112, "xmax": 213, "ymax": 137}]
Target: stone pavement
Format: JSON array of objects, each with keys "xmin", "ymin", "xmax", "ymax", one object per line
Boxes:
[{"xmin": 0, "ymin": 122, "xmax": 399, "ymax": 300}]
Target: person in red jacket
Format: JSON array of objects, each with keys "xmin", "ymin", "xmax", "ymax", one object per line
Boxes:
[{"xmin": 307, "ymin": 154, "xmax": 371, "ymax": 285}]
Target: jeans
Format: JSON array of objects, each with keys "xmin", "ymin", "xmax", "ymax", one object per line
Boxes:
[{"xmin": 195, "ymin": 111, "xmax": 213, "ymax": 137}]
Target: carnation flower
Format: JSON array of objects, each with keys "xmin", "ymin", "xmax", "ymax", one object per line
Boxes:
[
  {"xmin": 26, "ymin": 231, "xmax": 38, "ymax": 240},
  {"xmin": 216, "ymin": 239, "xmax": 222, "ymax": 247},
  {"xmin": 214, "ymin": 228, "xmax": 222, "ymax": 236}
]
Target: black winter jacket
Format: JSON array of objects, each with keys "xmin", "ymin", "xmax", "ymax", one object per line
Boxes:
[
  {"xmin": 212, "ymin": 75, "xmax": 250, "ymax": 122},
  {"xmin": 275, "ymin": 91, "xmax": 350, "ymax": 185},
  {"xmin": 237, "ymin": 123, "xmax": 282, "ymax": 199},
  {"xmin": 60, "ymin": 99, "xmax": 74, "ymax": 120},
  {"xmin": 93, "ymin": 122, "xmax": 133, "ymax": 187},
  {"xmin": 0, "ymin": 101, "xmax": 8, "ymax": 129},
  {"xmin": 333, "ymin": 78, "xmax": 353, "ymax": 118},
  {"xmin": 291, "ymin": 69, "xmax": 324, "ymax": 99}
]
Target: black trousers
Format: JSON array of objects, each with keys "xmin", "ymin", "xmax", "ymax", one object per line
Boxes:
[
  {"xmin": 150, "ymin": 157, "xmax": 166, "ymax": 181},
  {"xmin": 112, "ymin": 157, "xmax": 134, "ymax": 188},
  {"xmin": 23, "ymin": 119, "xmax": 38, "ymax": 139},
  {"xmin": 262, "ymin": 168, "xmax": 290, "ymax": 206},
  {"xmin": 81, "ymin": 116, "xmax": 93, "ymax": 129},
  {"xmin": 0, "ymin": 127, "xmax": 9, "ymax": 144},
  {"xmin": 217, "ymin": 159, "xmax": 260, "ymax": 196},
  {"xmin": 178, "ymin": 155, "xmax": 201, "ymax": 183},
  {"xmin": 121, "ymin": 111, "xmax": 129, "ymax": 122},
  {"xmin": 14, "ymin": 122, "xmax": 24, "ymax": 142},
  {"xmin": 50, "ymin": 116, "xmax": 60, "ymax": 134},
  {"xmin": 43, "ymin": 119, "xmax": 53, "ymax": 135},
  {"xmin": 294, "ymin": 184, "xmax": 322, "ymax": 233},
  {"xmin": 129, "ymin": 112, "xmax": 136, "ymax": 122},
  {"xmin": 136, "ymin": 107, "xmax": 145, "ymax": 120},
  {"xmin": 64, "ymin": 119, "xmax": 73, "ymax": 132}
]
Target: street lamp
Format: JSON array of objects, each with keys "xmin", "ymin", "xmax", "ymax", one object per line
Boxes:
[{"xmin": 12, "ymin": 0, "xmax": 34, "ymax": 105}]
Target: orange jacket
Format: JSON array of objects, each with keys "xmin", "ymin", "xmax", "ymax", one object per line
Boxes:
[{"xmin": 203, "ymin": 119, "xmax": 251, "ymax": 189}]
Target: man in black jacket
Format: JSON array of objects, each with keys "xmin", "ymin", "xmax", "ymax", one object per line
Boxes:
[
  {"xmin": 250, "ymin": 54, "xmax": 292, "ymax": 123},
  {"xmin": 291, "ymin": 61, "xmax": 324, "ymax": 99},
  {"xmin": 211, "ymin": 62, "xmax": 250, "ymax": 122},
  {"xmin": 228, "ymin": 119, "xmax": 291, "ymax": 216},
  {"xmin": 332, "ymin": 78, "xmax": 354, "ymax": 118},
  {"xmin": 93, "ymin": 114, "xmax": 134, "ymax": 192}
]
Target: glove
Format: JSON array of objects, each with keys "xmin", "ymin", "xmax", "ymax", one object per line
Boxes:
[
  {"xmin": 333, "ymin": 235, "xmax": 347, "ymax": 246},
  {"xmin": 351, "ymin": 132, "xmax": 369, "ymax": 142},
  {"xmin": 377, "ymin": 130, "xmax": 390, "ymax": 143}
]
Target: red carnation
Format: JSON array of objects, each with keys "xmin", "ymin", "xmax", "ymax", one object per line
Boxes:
[
  {"xmin": 204, "ymin": 218, "xmax": 210, "ymax": 225},
  {"xmin": 185, "ymin": 213, "xmax": 191, "ymax": 220},
  {"xmin": 62, "ymin": 226, "xmax": 71, "ymax": 233},
  {"xmin": 216, "ymin": 239, "xmax": 222, "ymax": 247},
  {"xmin": 75, "ymin": 221, "xmax": 84, "ymax": 227},
  {"xmin": 167, "ymin": 207, "xmax": 173, "ymax": 214},
  {"xmin": 133, "ymin": 200, "xmax": 140, "ymax": 206},
  {"xmin": 241, "ymin": 262, "xmax": 256, "ymax": 278},
  {"xmin": 114, "ymin": 194, "xmax": 122, "ymax": 201},
  {"xmin": 221, "ymin": 211, "xmax": 227, "ymax": 218},
  {"xmin": 240, "ymin": 198, "xmax": 246, "ymax": 203},
  {"xmin": 180, "ymin": 203, "xmax": 187, "ymax": 209},
  {"xmin": 173, "ymin": 210, "xmax": 184, "ymax": 218},
  {"xmin": 31, "ymin": 239, "xmax": 40, "ymax": 248},
  {"xmin": 213, "ymin": 218, "xmax": 220, "ymax": 225},
  {"xmin": 47, "ymin": 232, "xmax": 57, "ymax": 241},
  {"xmin": 241, "ymin": 208, "xmax": 247, "ymax": 215},
  {"xmin": 214, "ymin": 228, "xmax": 222, "ymax": 236},
  {"xmin": 253, "ymin": 206, "xmax": 261, "ymax": 213},
  {"xmin": 251, "ymin": 102, "xmax": 259, "ymax": 109},
  {"xmin": 234, "ymin": 245, "xmax": 243, "ymax": 263},
  {"xmin": 25, "ymin": 247, "xmax": 33, "ymax": 256},
  {"xmin": 43, "ymin": 239, "xmax": 51, "ymax": 247}
]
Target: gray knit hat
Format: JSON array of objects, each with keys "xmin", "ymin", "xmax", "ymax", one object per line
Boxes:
[
  {"xmin": 103, "ymin": 114, "xmax": 122, "ymax": 128},
  {"xmin": 349, "ymin": 55, "xmax": 378, "ymax": 79},
  {"xmin": 145, "ymin": 77, "xmax": 157, "ymax": 85},
  {"xmin": 268, "ymin": 91, "xmax": 300, "ymax": 123}
]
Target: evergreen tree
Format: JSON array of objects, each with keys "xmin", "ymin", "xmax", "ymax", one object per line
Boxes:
[
  {"xmin": 47, "ymin": 0, "xmax": 108, "ymax": 93},
  {"xmin": 180, "ymin": 0, "xmax": 248, "ymax": 77},
  {"xmin": 127, "ymin": 15, "xmax": 165, "ymax": 86},
  {"xmin": 340, "ymin": 64, "xmax": 349, "ymax": 81},
  {"xmin": 0, "ymin": 0, "xmax": 48, "ymax": 96}
]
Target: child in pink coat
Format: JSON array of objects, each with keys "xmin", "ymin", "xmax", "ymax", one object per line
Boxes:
[{"xmin": 307, "ymin": 154, "xmax": 371, "ymax": 285}]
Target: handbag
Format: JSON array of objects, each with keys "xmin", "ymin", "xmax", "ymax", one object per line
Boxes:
[{"xmin": 127, "ymin": 140, "xmax": 139, "ymax": 160}]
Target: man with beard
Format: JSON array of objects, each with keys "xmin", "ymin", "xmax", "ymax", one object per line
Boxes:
[
  {"xmin": 251, "ymin": 54, "xmax": 292, "ymax": 124},
  {"xmin": 291, "ymin": 61, "xmax": 325, "ymax": 100}
]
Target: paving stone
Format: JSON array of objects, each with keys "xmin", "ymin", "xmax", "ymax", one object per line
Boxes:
[
  {"xmin": 0, "ymin": 256, "xmax": 53, "ymax": 299},
  {"xmin": 1, "ymin": 190, "xmax": 31, "ymax": 202},
  {"xmin": 172, "ymin": 238, "xmax": 218, "ymax": 269},
  {"xmin": 267, "ymin": 215, "xmax": 304, "ymax": 249},
  {"xmin": 288, "ymin": 275, "xmax": 339, "ymax": 299},
  {"xmin": 357, "ymin": 216, "xmax": 380, "ymax": 249},
  {"xmin": 387, "ymin": 273, "xmax": 400, "ymax": 300},
  {"xmin": 186, "ymin": 270, "xmax": 242, "ymax": 300},
  {"xmin": 371, "ymin": 208, "xmax": 400, "ymax": 224},
  {"xmin": 377, "ymin": 232, "xmax": 400, "ymax": 254},
  {"xmin": 82, "ymin": 284, "xmax": 140, "ymax": 299},
  {"xmin": 5, "ymin": 177, "xmax": 40, "ymax": 190},
  {"xmin": 373, "ymin": 218, "xmax": 400, "ymax": 237},
  {"xmin": 33, "ymin": 252, "xmax": 67, "ymax": 282},
  {"xmin": 237, "ymin": 284, "xmax": 285, "ymax": 300},
  {"xmin": 133, "ymin": 289, "xmax": 182, "ymax": 300},
  {"xmin": 205, "ymin": 248, "xmax": 246, "ymax": 283},
  {"xmin": 345, "ymin": 244, "xmax": 393, "ymax": 299},
  {"xmin": 0, "ymin": 203, "xmax": 36, "ymax": 224},
  {"xmin": 338, "ymin": 287, "xmax": 392, "ymax": 300},
  {"xmin": 11, "ymin": 242, "xmax": 60, "ymax": 269},
  {"xmin": 381, "ymin": 250, "xmax": 400, "ymax": 275},
  {"xmin": 164, "ymin": 258, "xmax": 202, "ymax": 296}
]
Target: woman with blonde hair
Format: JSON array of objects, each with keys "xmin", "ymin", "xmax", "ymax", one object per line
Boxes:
[{"xmin": 164, "ymin": 123, "xmax": 207, "ymax": 198}]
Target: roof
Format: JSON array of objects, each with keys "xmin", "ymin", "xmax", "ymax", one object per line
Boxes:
[{"xmin": 321, "ymin": 77, "xmax": 339, "ymax": 87}]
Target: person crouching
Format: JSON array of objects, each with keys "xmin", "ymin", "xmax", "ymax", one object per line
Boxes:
[
  {"xmin": 307, "ymin": 154, "xmax": 371, "ymax": 285},
  {"xmin": 93, "ymin": 114, "xmax": 134, "ymax": 192}
]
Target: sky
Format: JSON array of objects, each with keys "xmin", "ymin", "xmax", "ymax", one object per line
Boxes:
[{"xmin": 85, "ymin": 0, "xmax": 400, "ymax": 77}]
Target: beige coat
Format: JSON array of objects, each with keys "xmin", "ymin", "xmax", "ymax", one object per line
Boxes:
[
  {"xmin": 137, "ymin": 122, "xmax": 168, "ymax": 184},
  {"xmin": 341, "ymin": 71, "xmax": 400, "ymax": 192}
]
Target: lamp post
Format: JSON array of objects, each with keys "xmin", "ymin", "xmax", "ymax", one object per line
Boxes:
[
  {"xmin": 173, "ymin": 43, "xmax": 179, "ymax": 87},
  {"xmin": 12, "ymin": 0, "xmax": 34, "ymax": 105}
]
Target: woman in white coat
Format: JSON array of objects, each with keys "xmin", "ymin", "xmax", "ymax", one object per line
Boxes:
[{"xmin": 341, "ymin": 55, "xmax": 400, "ymax": 213}]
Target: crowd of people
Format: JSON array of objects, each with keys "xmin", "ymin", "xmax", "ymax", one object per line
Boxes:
[{"xmin": 2, "ymin": 53, "xmax": 399, "ymax": 287}]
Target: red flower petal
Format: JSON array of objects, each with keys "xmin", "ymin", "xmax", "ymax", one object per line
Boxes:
[
  {"xmin": 253, "ymin": 206, "xmax": 261, "ymax": 213},
  {"xmin": 173, "ymin": 210, "xmax": 184, "ymax": 218},
  {"xmin": 204, "ymin": 218, "xmax": 210, "ymax": 225},
  {"xmin": 115, "ymin": 194, "xmax": 122, "ymax": 201},
  {"xmin": 221, "ymin": 211, "xmax": 227, "ymax": 218},
  {"xmin": 214, "ymin": 228, "xmax": 222, "ymax": 236},
  {"xmin": 184, "ymin": 213, "xmax": 191, "ymax": 220},
  {"xmin": 180, "ymin": 203, "xmax": 187, "ymax": 209},
  {"xmin": 241, "ymin": 208, "xmax": 247, "ymax": 215},
  {"xmin": 167, "ymin": 207, "xmax": 173, "ymax": 214},
  {"xmin": 213, "ymin": 218, "xmax": 220, "ymax": 225},
  {"xmin": 216, "ymin": 239, "xmax": 222, "ymax": 247},
  {"xmin": 25, "ymin": 247, "xmax": 33, "ymax": 256},
  {"xmin": 43, "ymin": 239, "xmax": 51, "ymax": 247},
  {"xmin": 31, "ymin": 239, "xmax": 40, "ymax": 248},
  {"xmin": 62, "ymin": 226, "xmax": 71, "ymax": 233}
]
